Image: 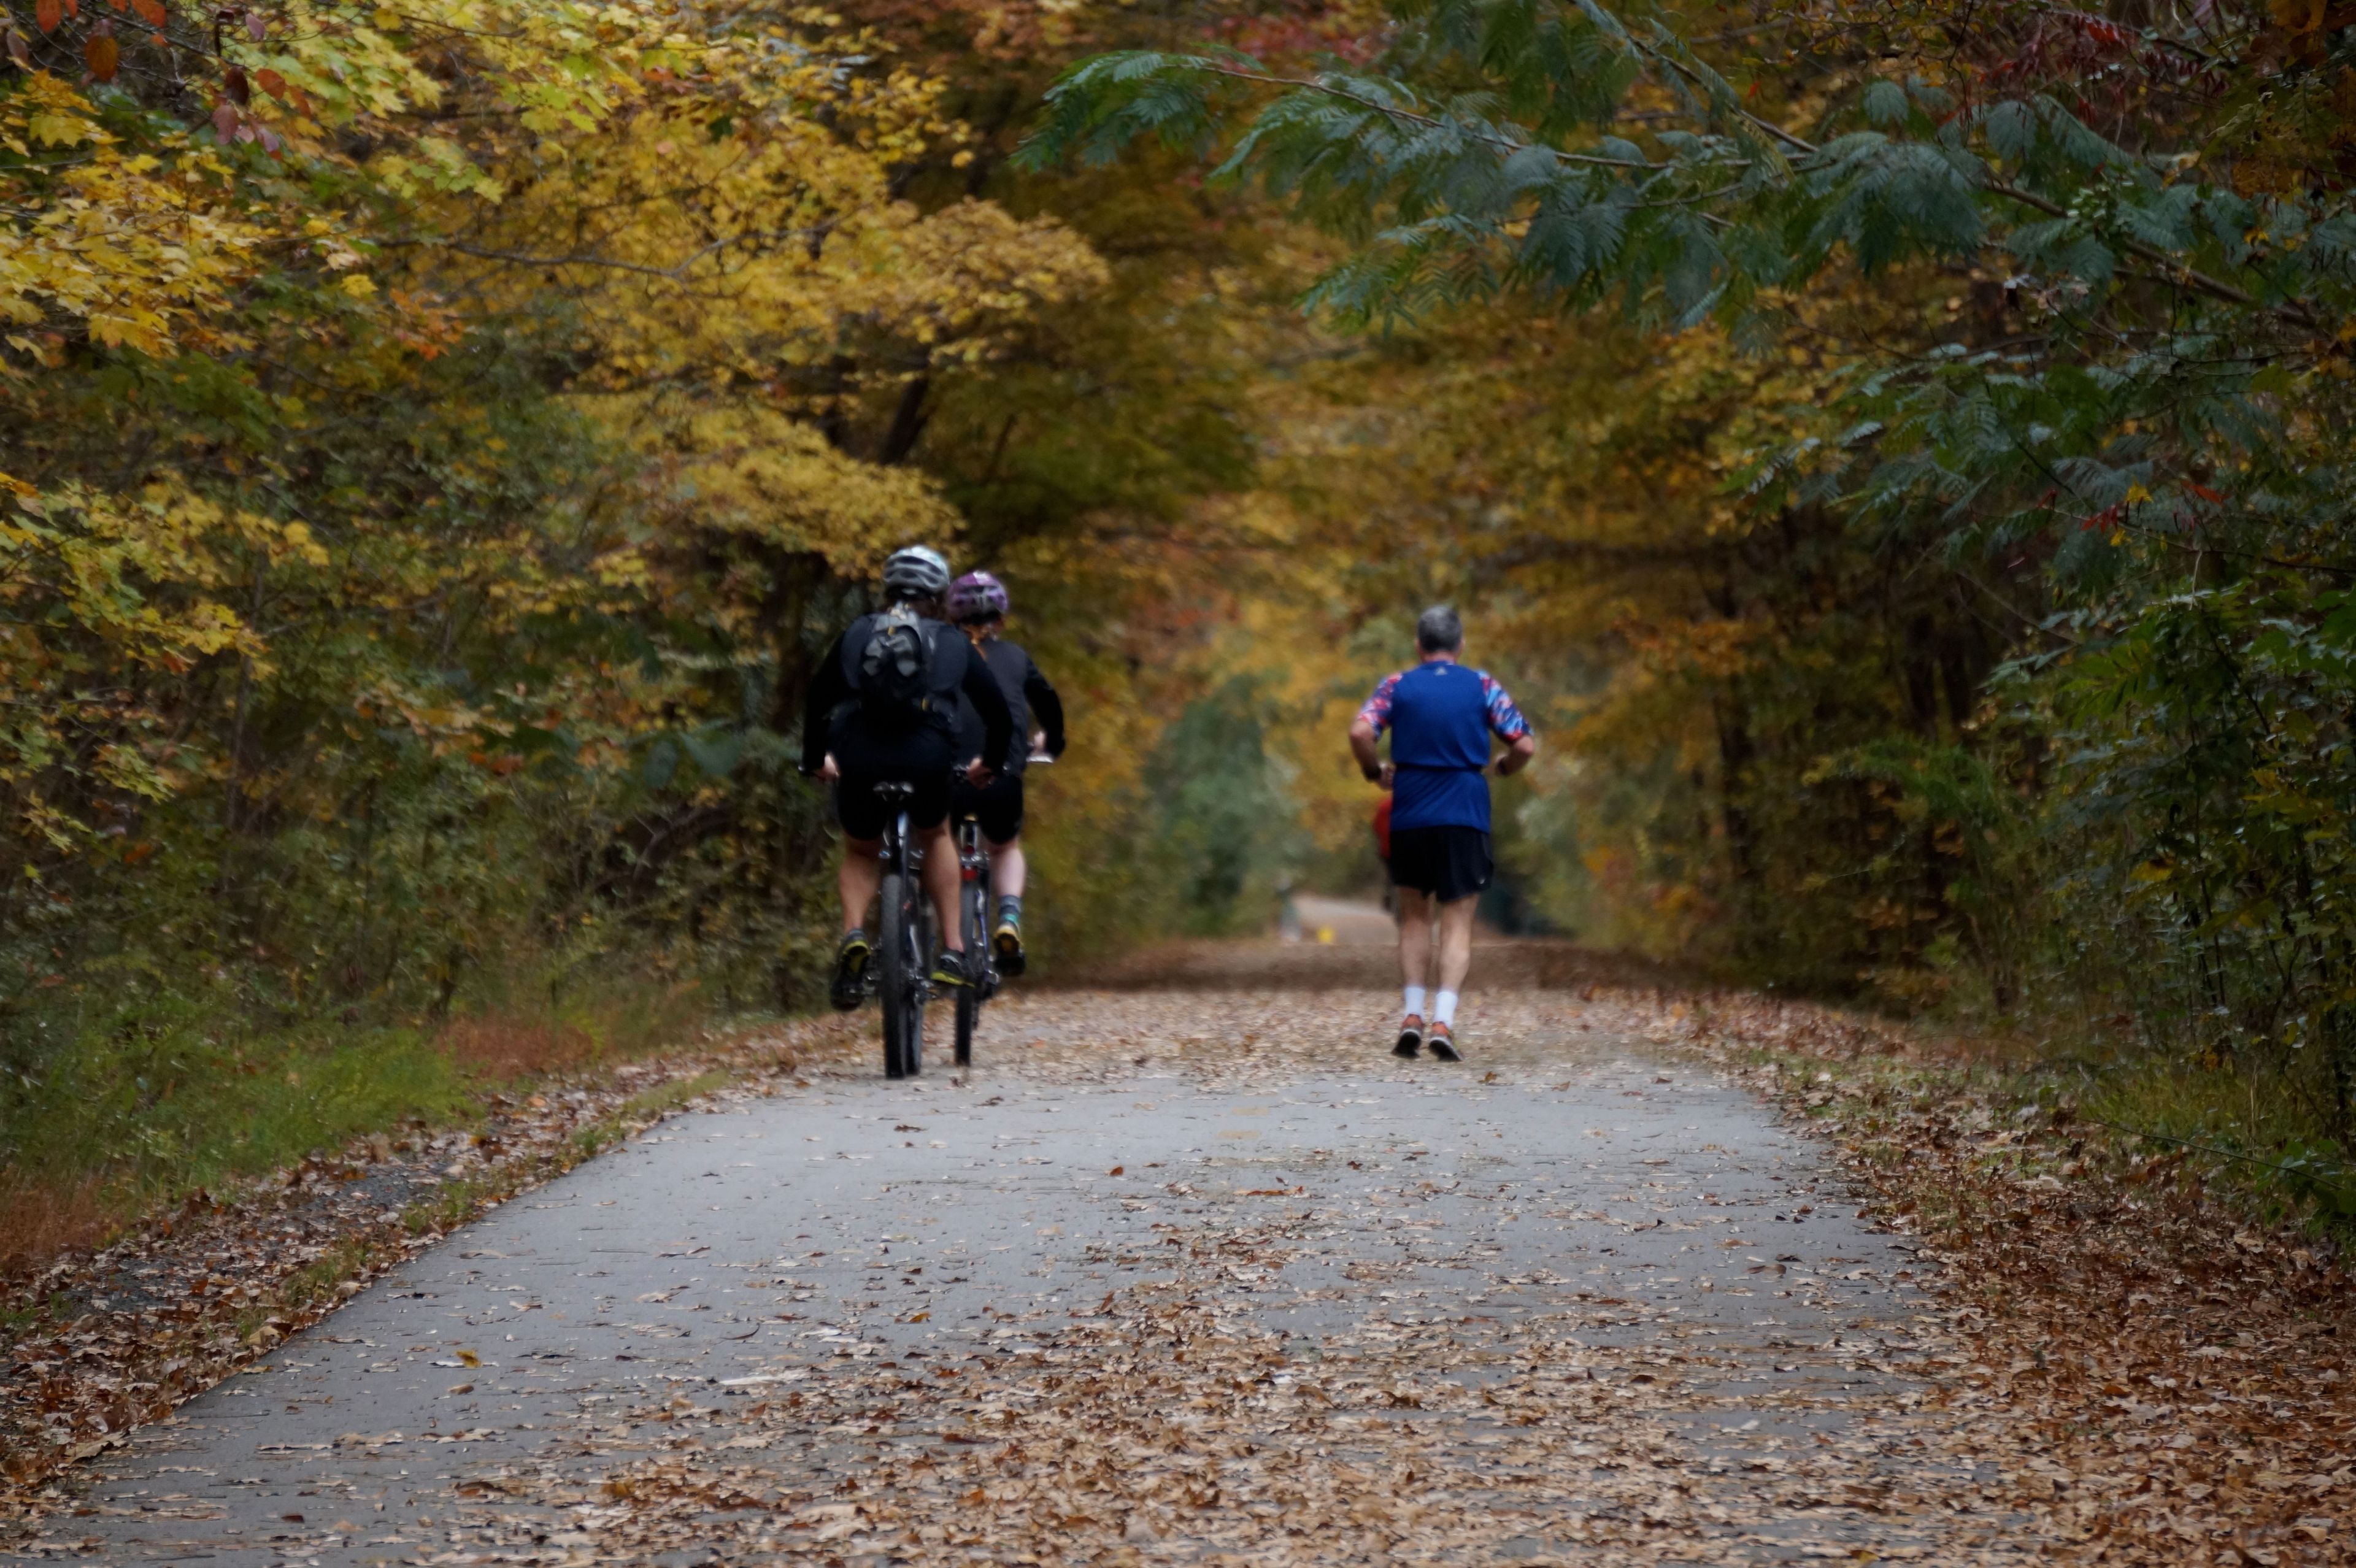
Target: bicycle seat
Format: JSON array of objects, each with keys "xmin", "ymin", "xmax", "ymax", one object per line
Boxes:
[{"xmin": 871, "ymin": 780, "xmax": 917, "ymax": 802}]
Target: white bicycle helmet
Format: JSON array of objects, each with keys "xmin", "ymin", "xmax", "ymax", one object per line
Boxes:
[{"xmin": 880, "ymin": 545, "xmax": 951, "ymax": 601}]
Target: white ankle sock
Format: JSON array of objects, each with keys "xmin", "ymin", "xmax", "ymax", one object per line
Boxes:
[
  {"xmin": 1433, "ymin": 990, "xmax": 1460, "ymax": 1027},
  {"xmin": 1403, "ymin": 986, "xmax": 1426, "ymax": 1020}
]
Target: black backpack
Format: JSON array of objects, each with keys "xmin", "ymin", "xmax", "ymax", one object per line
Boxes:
[{"xmin": 853, "ymin": 605, "xmax": 938, "ymax": 720}]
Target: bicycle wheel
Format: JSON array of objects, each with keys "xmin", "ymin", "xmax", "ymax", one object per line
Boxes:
[
  {"xmin": 954, "ymin": 878, "xmax": 985, "ymax": 1067},
  {"xmin": 904, "ymin": 896, "xmax": 928, "ymax": 1077},
  {"xmin": 878, "ymin": 868, "xmax": 917, "ymax": 1080}
]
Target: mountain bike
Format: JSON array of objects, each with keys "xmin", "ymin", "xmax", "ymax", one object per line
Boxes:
[
  {"xmin": 949, "ymin": 751, "xmax": 1049, "ymax": 1068},
  {"xmin": 871, "ymin": 780, "xmax": 931, "ymax": 1080},
  {"xmin": 950, "ymin": 808, "xmax": 996, "ymax": 1069}
]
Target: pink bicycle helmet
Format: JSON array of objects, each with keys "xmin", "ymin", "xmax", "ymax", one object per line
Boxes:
[{"xmin": 946, "ymin": 570, "xmax": 1010, "ymax": 623}]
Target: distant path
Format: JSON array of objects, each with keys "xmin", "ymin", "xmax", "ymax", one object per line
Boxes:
[
  {"xmin": 1288, "ymin": 893, "xmax": 1399, "ymax": 945},
  {"xmin": 17, "ymin": 936, "xmax": 2027, "ymax": 1565}
]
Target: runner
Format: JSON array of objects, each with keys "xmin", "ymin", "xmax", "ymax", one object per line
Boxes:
[
  {"xmin": 1349, "ymin": 605, "xmax": 1536, "ymax": 1061},
  {"xmin": 801, "ymin": 546, "xmax": 1014, "ymax": 1009},
  {"xmin": 943, "ymin": 570, "xmax": 1066, "ymax": 977}
]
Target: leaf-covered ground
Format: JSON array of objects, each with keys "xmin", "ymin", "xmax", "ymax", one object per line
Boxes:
[{"xmin": 3, "ymin": 946, "xmax": 2351, "ymax": 1565}]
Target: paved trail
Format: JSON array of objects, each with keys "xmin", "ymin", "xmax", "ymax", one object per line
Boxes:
[{"xmin": 23, "ymin": 938, "xmax": 2023, "ymax": 1567}]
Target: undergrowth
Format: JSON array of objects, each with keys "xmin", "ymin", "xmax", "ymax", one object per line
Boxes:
[
  {"xmin": 1725, "ymin": 1012, "xmax": 2356, "ymax": 1245},
  {"xmin": 0, "ymin": 966, "xmax": 714, "ymax": 1271}
]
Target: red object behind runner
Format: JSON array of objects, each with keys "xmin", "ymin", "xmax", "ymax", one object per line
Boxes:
[{"xmin": 1373, "ymin": 792, "xmax": 1392, "ymax": 860}]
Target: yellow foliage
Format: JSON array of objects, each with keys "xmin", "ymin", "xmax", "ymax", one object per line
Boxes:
[
  {"xmin": 592, "ymin": 394, "xmax": 961, "ymax": 577},
  {"xmin": 0, "ymin": 0, "xmax": 1109, "ymax": 874},
  {"xmin": 0, "ymin": 74, "xmax": 274, "ymax": 358}
]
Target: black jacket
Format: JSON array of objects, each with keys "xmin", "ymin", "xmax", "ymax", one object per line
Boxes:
[
  {"xmin": 801, "ymin": 612, "xmax": 1014, "ymax": 774},
  {"xmin": 953, "ymin": 637, "xmax": 1066, "ymax": 775}
]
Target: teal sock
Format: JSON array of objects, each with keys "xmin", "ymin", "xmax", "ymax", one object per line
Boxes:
[{"xmin": 997, "ymin": 895, "xmax": 1023, "ymax": 928}]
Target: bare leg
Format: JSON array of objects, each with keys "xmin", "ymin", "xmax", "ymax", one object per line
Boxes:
[
  {"xmin": 988, "ymin": 836, "xmax": 1025, "ymax": 900},
  {"xmin": 840, "ymin": 838, "xmax": 882, "ymax": 934},
  {"xmin": 1395, "ymin": 886, "xmax": 1433, "ymax": 993},
  {"xmin": 1435, "ymin": 896, "xmax": 1477, "ymax": 994},
  {"xmin": 920, "ymin": 822, "xmax": 965, "ymax": 950}
]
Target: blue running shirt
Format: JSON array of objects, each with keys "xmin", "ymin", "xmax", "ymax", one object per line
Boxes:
[{"xmin": 1357, "ymin": 660, "xmax": 1531, "ymax": 832}]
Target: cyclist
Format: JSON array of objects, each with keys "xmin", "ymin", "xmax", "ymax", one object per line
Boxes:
[
  {"xmin": 1348, "ymin": 605, "xmax": 1535, "ymax": 1061},
  {"xmin": 801, "ymin": 545, "xmax": 1015, "ymax": 1010},
  {"xmin": 943, "ymin": 570, "xmax": 1066, "ymax": 976}
]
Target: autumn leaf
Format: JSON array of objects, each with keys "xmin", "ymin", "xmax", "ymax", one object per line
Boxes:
[
  {"xmin": 34, "ymin": 0, "xmax": 60, "ymax": 34},
  {"xmin": 223, "ymin": 63, "xmax": 247, "ymax": 104},
  {"xmin": 253, "ymin": 66, "xmax": 285, "ymax": 98},
  {"xmin": 85, "ymin": 29, "xmax": 118, "ymax": 81},
  {"xmin": 3, "ymin": 25, "xmax": 28, "ymax": 64},
  {"xmin": 131, "ymin": 0, "xmax": 164, "ymax": 24}
]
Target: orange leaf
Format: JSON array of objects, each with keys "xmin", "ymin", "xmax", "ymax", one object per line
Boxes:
[
  {"xmin": 34, "ymin": 0, "xmax": 60, "ymax": 34},
  {"xmin": 253, "ymin": 65, "xmax": 285, "ymax": 96},
  {"xmin": 131, "ymin": 0, "xmax": 164, "ymax": 23},
  {"xmin": 85, "ymin": 30, "xmax": 118, "ymax": 79},
  {"xmin": 2189, "ymin": 482, "xmax": 2225, "ymax": 504}
]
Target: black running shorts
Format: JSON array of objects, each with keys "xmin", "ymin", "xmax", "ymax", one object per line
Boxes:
[
  {"xmin": 950, "ymin": 771, "xmax": 1025, "ymax": 844},
  {"xmin": 1387, "ymin": 824, "xmax": 1493, "ymax": 904},
  {"xmin": 832, "ymin": 727, "xmax": 955, "ymax": 840}
]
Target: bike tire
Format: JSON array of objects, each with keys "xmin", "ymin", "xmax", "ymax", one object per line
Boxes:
[
  {"xmin": 903, "ymin": 886, "xmax": 928, "ymax": 1078},
  {"xmin": 879, "ymin": 869, "xmax": 916, "ymax": 1080},
  {"xmin": 954, "ymin": 880, "xmax": 985, "ymax": 1067}
]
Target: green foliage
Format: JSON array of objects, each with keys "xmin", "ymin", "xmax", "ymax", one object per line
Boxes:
[
  {"xmin": 1025, "ymin": 0, "xmax": 2356, "ymax": 1170},
  {"xmin": 1145, "ymin": 676, "xmax": 1310, "ymax": 933},
  {"xmin": 0, "ymin": 999, "xmax": 476, "ymax": 1209}
]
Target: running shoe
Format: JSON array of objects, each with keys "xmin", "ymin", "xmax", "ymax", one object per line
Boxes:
[
  {"xmin": 829, "ymin": 932, "xmax": 871, "ymax": 1011},
  {"xmin": 993, "ymin": 920, "xmax": 1027, "ymax": 977},
  {"xmin": 1393, "ymin": 1015, "xmax": 1424, "ymax": 1059},
  {"xmin": 1425, "ymin": 1021, "xmax": 1463, "ymax": 1062},
  {"xmin": 928, "ymin": 946, "xmax": 973, "ymax": 988}
]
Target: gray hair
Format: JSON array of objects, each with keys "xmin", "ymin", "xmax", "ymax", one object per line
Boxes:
[{"xmin": 1416, "ymin": 605, "xmax": 1464, "ymax": 653}]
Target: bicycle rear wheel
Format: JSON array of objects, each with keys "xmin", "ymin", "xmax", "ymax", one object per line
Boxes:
[
  {"xmin": 878, "ymin": 869, "xmax": 920, "ymax": 1079},
  {"xmin": 954, "ymin": 878, "xmax": 985, "ymax": 1067},
  {"xmin": 903, "ymin": 899, "xmax": 927, "ymax": 1078}
]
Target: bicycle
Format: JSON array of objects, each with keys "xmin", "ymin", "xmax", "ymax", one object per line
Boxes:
[
  {"xmin": 870, "ymin": 780, "xmax": 932, "ymax": 1080},
  {"xmin": 950, "ymin": 808, "xmax": 997, "ymax": 1069},
  {"xmin": 948, "ymin": 750, "xmax": 1050, "ymax": 1068}
]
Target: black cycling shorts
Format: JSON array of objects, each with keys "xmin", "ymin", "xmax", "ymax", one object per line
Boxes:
[
  {"xmin": 1387, "ymin": 824, "xmax": 1493, "ymax": 904},
  {"xmin": 950, "ymin": 771, "xmax": 1025, "ymax": 844},
  {"xmin": 831, "ymin": 728, "xmax": 955, "ymax": 840}
]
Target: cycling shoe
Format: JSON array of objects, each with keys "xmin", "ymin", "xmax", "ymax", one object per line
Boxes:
[
  {"xmin": 992, "ymin": 920, "xmax": 1027, "ymax": 977},
  {"xmin": 830, "ymin": 932, "xmax": 871, "ymax": 1011}
]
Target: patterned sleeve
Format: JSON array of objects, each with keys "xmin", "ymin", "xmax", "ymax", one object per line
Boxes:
[
  {"xmin": 1479, "ymin": 672, "xmax": 1531, "ymax": 739},
  {"xmin": 1357, "ymin": 672, "xmax": 1403, "ymax": 733}
]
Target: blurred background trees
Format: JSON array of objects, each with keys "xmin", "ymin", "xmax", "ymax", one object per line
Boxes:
[{"xmin": 10, "ymin": 0, "xmax": 2356, "ymax": 1213}]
